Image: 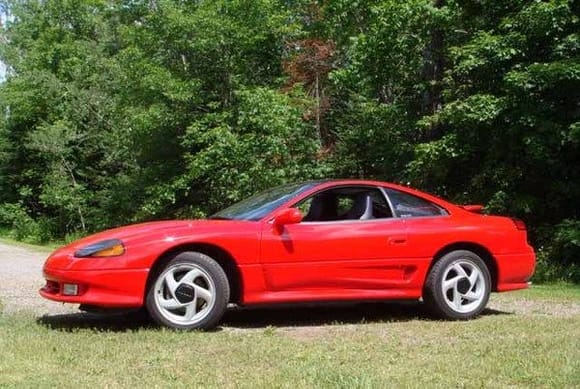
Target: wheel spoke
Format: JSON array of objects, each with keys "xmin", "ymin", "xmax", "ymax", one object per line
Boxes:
[
  {"xmin": 184, "ymin": 301, "xmax": 198, "ymax": 320},
  {"xmin": 452, "ymin": 287, "xmax": 462, "ymax": 309},
  {"xmin": 158, "ymin": 296, "xmax": 181, "ymax": 310},
  {"xmin": 194, "ymin": 285, "xmax": 212, "ymax": 302},
  {"xmin": 452, "ymin": 263, "xmax": 468, "ymax": 278},
  {"xmin": 468, "ymin": 269, "xmax": 480, "ymax": 286},
  {"xmin": 181, "ymin": 268, "xmax": 203, "ymax": 284},
  {"xmin": 463, "ymin": 290, "xmax": 482, "ymax": 302},
  {"xmin": 443, "ymin": 275, "xmax": 462, "ymax": 292},
  {"xmin": 164, "ymin": 270, "xmax": 180, "ymax": 293}
]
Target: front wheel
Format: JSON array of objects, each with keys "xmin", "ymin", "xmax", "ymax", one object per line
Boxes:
[
  {"xmin": 146, "ymin": 252, "xmax": 229, "ymax": 330},
  {"xmin": 423, "ymin": 250, "xmax": 491, "ymax": 320}
]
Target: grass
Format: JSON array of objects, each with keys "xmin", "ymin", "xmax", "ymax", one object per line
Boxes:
[
  {"xmin": 0, "ymin": 285, "xmax": 579, "ymax": 388},
  {"xmin": 512, "ymin": 282, "xmax": 580, "ymax": 301}
]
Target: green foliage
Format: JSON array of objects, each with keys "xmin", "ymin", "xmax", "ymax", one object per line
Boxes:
[
  {"xmin": 535, "ymin": 220, "xmax": 580, "ymax": 283},
  {"xmin": 141, "ymin": 87, "xmax": 330, "ymax": 217},
  {"xmin": 0, "ymin": 0, "xmax": 578, "ymax": 282},
  {"xmin": 0, "ymin": 203, "xmax": 46, "ymax": 243},
  {"xmin": 330, "ymin": 101, "xmax": 413, "ymax": 180}
]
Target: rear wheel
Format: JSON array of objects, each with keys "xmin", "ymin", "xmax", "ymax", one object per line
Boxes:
[
  {"xmin": 146, "ymin": 252, "xmax": 229, "ymax": 330},
  {"xmin": 424, "ymin": 250, "xmax": 491, "ymax": 320}
]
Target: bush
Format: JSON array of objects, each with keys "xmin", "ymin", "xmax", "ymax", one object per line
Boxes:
[
  {"xmin": 533, "ymin": 219, "xmax": 580, "ymax": 284},
  {"xmin": 0, "ymin": 203, "xmax": 48, "ymax": 244}
]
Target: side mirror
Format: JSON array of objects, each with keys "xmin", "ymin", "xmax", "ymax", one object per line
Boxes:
[{"xmin": 272, "ymin": 208, "xmax": 303, "ymax": 227}]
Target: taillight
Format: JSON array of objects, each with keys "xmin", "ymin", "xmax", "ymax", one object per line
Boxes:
[{"xmin": 512, "ymin": 218, "xmax": 526, "ymax": 230}]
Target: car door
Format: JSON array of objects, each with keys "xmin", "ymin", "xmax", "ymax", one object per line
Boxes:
[{"xmin": 259, "ymin": 186, "xmax": 414, "ymax": 294}]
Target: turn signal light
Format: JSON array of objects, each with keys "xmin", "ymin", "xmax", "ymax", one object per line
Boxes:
[{"xmin": 92, "ymin": 244, "xmax": 125, "ymax": 257}]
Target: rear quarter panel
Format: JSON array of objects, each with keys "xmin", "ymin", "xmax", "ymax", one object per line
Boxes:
[
  {"xmin": 404, "ymin": 212, "xmax": 535, "ymax": 290},
  {"xmin": 404, "ymin": 213, "xmax": 532, "ymax": 257}
]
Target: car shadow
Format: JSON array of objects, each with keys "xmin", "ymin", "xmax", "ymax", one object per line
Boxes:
[
  {"xmin": 37, "ymin": 309, "xmax": 154, "ymax": 333},
  {"xmin": 221, "ymin": 302, "xmax": 511, "ymax": 328},
  {"xmin": 222, "ymin": 301, "xmax": 427, "ymax": 328},
  {"xmin": 37, "ymin": 302, "xmax": 512, "ymax": 333}
]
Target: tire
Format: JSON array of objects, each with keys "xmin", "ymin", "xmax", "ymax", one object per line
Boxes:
[
  {"xmin": 146, "ymin": 251, "xmax": 230, "ymax": 330},
  {"xmin": 423, "ymin": 250, "xmax": 491, "ymax": 320}
]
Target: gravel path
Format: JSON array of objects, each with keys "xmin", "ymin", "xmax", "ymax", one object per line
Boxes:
[{"xmin": 0, "ymin": 242, "xmax": 76, "ymax": 315}]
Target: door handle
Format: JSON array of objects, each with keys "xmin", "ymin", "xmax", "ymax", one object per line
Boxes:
[{"xmin": 388, "ymin": 237, "xmax": 407, "ymax": 245}]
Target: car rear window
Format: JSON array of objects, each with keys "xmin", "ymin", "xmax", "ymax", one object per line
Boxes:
[{"xmin": 384, "ymin": 188, "xmax": 448, "ymax": 218}]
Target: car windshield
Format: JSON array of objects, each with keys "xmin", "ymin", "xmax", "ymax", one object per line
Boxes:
[{"xmin": 210, "ymin": 182, "xmax": 320, "ymax": 221}]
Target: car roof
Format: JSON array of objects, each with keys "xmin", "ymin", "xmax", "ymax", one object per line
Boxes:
[{"xmin": 297, "ymin": 179, "xmax": 460, "ymax": 212}]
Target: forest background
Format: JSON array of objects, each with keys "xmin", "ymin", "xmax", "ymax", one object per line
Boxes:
[{"xmin": 0, "ymin": 0, "xmax": 578, "ymax": 282}]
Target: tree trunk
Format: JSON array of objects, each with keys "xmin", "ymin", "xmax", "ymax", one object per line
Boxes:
[
  {"xmin": 62, "ymin": 158, "xmax": 86, "ymax": 232},
  {"xmin": 314, "ymin": 72, "xmax": 322, "ymax": 147}
]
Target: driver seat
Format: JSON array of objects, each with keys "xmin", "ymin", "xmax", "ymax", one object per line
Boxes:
[{"xmin": 344, "ymin": 194, "xmax": 373, "ymax": 220}]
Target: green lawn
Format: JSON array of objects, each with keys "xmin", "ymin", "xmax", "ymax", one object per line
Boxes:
[
  {"xmin": 513, "ymin": 282, "xmax": 580, "ymax": 301},
  {"xmin": 0, "ymin": 285, "xmax": 579, "ymax": 388}
]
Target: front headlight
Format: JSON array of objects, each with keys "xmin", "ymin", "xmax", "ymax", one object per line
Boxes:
[{"xmin": 74, "ymin": 239, "xmax": 125, "ymax": 258}]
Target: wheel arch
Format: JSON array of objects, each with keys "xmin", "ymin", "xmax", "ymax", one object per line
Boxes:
[
  {"xmin": 428, "ymin": 242, "xmax": 498, "ymax": 292},
  {"xmin": 145, "ymin": 242, "xmax": 243, "ymax": 305}
]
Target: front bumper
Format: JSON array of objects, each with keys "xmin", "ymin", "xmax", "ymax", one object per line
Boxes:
[{"xmin": 40, "ymin": 267, "xmax": 149, "ymax": 308}]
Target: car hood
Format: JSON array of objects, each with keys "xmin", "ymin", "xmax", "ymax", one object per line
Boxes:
[{"xmin": 54, "ymin": 219, "xmax": 253, "ymax": 255}]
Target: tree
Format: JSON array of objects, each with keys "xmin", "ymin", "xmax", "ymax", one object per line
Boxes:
[{"xmin": 0, "ymin": 0, "xmax": 577, "ymax": 281}]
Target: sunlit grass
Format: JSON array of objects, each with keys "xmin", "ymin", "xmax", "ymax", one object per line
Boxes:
[
  {"xmin": 501, "ymin": 283, "xmax": 580, "ymax": 302},
  {"xmin": 1, "ymin": 286, "xmax": 579, "ymax": 388}
]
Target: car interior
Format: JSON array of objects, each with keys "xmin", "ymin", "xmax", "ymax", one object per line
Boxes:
[{"xmin": 297, "ymin": 187, "xmax": 394, "ymax": 222}]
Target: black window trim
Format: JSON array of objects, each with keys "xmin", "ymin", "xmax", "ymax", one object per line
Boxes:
[
  {"xmin": 380, "ymin": 186, "xmax": 450, "ymax": 219},
  {"xmin": 378, "ymin": 186, "xmax": 397, "ymax": 218}
]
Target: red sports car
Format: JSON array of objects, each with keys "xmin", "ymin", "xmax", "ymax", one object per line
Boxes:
[{"xmin": 40, "ymin": 179, "xmax": 535, "ymax": 329}]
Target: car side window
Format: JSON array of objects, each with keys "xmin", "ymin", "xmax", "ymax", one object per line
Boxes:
[
  {"xmin": 296, "ymin": 187, "xmax": 393, "ymax": 222},
  {"xmin": 384, "ymin": 188, "xmax": 447, "ymax": 218}
]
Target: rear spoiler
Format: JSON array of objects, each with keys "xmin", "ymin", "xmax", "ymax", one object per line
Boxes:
[{"xmin": 460, "ymin": 205, "xmax": 484, "ymax": 213}]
